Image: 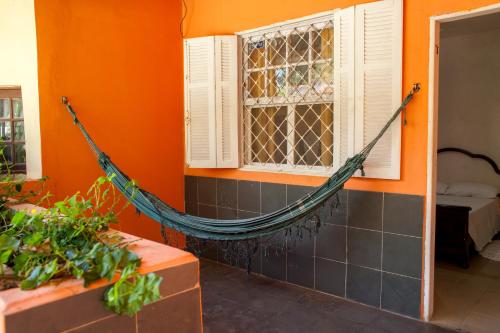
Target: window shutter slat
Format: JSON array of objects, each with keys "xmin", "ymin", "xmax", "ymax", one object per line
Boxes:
[
  {"xmin": 215, "ymin": 36, "xmax": 240, "ymax": 168},
  {"xmin": 334, "ymin": 7, "xmax": 355, "ymax": 170},
  {"xmin": 354, "ymin": 0, "xmax": 403, "ymax": 179},
  {"xmin": 184, "ymin": 37, "xmax": 217, "ymax": 168}
]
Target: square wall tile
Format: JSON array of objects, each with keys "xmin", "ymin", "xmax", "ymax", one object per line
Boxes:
[
  {"xmin": 315, "ymin": 258, "xmax": 346, "ymax": 297},
  {"xmin": 217, "ymin": 178, "xmax": 237, "ymax": 209},
  {"xmin": 287, "ymin": 185, "xmax": 315, "ymax": 205},
  {"xmin": 287, "ymin": 253, "xmax": 314, "ymax": 289},
  {"xmin": 238, "ymin": 180, "xmax": 260, "ymax": 213},
  {"xmin": 200, "ymin": 239, "xmax": 218, "ymax": 261},
  {"xmin": 347, "ymin": 228, "xmax": 382, "ymax": 269},
  {"xmin": 382, "ymin": 233, "xmax": 422, "ymax": 278},
  {"xmin": 185, "ymin": 201, "xmax": 198, "ymax": 216},
  {"xmin": 317, "ymin": 190, "xmax": 348, "ymax": 226},
  {"xmin": 261, "ymin": 183, "xmax": 286, "ymax": 214},
  {"xmin": 287, "ymin": 231, "xmax": 314, "ymax": 257},
  {"xmin": 262, "ymin": 251, "xmax": 286, "ymax": 281},
  {"xmin": 198, "ymin": 204, "xmax": 217, "ymax": 219},
  {"xmin": 184, "ymin": 176, "xmax": 197, "ymax": 204},
  {"xmin": 261, "ymin": 230, "xmax": 287, "ymax": 280},
  {"xmin": 198, "ymin": 177, "xmax": 217, "ymax": 206},
  {"xmin": 381, "ymin": 273, "xmax": 421, "ymax": 319},
  {"xmin": 237, "ymin": 210, "xmax": 260, "ymax": 219},
  {"xmin": 217, "ymin": 207, "xmax": 238, "ymax": 220},
  {"xmin": 348, "ymin": 191, "xmax": 383, "ymax": 231},
  {"xmin": 346, "ymin": 265, "xmax": 381, "ymax": 308},
  {"xmin": 250, "ymin": 244, "xmax": 262, "ymax": 273},
  {"xmin": 316, "ymin": 224, "xmax": 346, "ymax": 262},
  {"xmin": 383, "ymin": 194, "xmax": 424, "ymax": 237}
]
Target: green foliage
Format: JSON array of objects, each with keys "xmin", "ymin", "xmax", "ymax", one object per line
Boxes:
[
  {"xmin": 104, "ymin": 265, "xmax": 162, "ymax": 316},
  {"xmin": 0, "ymin": 165, "xmax": 162, "ymax": 315}
]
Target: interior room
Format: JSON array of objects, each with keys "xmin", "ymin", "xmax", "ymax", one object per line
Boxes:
[{"xmin": 432, "ymin": 12, "xmax": 500, "ymax": 332}]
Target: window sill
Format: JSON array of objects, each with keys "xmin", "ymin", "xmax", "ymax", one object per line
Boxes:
[{"xmin": 239, "ymin": 165, "xmax": 337, "ymax": 178}]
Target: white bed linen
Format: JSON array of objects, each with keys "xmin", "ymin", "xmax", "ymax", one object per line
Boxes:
[{"xmin": 437, "ymin": 195, "xmax": 499, "ymax": 251}]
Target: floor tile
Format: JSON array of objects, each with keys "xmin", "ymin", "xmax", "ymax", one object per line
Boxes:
[
  {"xmin": 201, "ymin": 260, "xmax": 454, "ymax": 333},
  {"xmin": 461, "ymin": 312, "xmax": 500, "ymax": 333},
  {"xmin": 432, "ymin": 255, "xmax": 500, "ymax": 333}
]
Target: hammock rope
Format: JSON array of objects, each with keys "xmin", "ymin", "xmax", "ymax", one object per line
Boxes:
[{"xmin": 61, "ymin": 83, "xmax": 420, "ymax": 241}]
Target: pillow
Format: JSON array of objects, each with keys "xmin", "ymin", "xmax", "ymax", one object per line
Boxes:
[
  {"xmin": 436, "ymin": 182, "xmax": 449, "ymax": 195},
  {"xmin": 446, "ymin": 182, "xmax": 498, "ymax": 199}
]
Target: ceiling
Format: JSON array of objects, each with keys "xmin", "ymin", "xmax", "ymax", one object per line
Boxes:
[{"xmin": 441, "ymin": 11, "xmax": 500, "ymax": 38}]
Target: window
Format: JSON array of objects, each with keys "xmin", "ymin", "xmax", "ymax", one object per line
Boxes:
[
  {"xmin": 241, "ymin": 14, "xmax": 335, "ymax": 173},
  {"xmin": 183, "ymin": 0, "xmax": 403, "ymax": 179},
  {"xmin": 0, "ymin": 88, "xmax": 26, "ymax": 173}
]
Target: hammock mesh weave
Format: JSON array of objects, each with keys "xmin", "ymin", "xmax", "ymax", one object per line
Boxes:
[{"xmin": 61, "ymin": 84, "xmax": 420, "ymax": 242}]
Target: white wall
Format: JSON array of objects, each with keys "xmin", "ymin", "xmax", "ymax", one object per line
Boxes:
[
  {"xmin": 438, "ymin": 27, "xmax": 500, "ymax": 187},
  {"xmin": 0, "ymin": 0, "xmax": 42, "ymax": 179}
]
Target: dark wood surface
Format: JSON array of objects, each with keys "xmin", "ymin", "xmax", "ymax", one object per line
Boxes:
[{"xmin": 435, "ymin": 204, "xmax": 473, "ymax": 268}]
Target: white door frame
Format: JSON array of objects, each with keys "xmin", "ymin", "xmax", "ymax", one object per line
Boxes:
[{"xmin": 423, "ymin": 2, "xmax": 500, "ymax": 321}]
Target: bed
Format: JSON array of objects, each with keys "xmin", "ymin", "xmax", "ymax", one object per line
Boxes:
[{"xmin": 435, "ymin": 147, "xmax": 500, "ymax": 268}]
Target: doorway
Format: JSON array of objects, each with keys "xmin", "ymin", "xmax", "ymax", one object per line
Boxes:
[{"xmin": 425, "ymin": 4, "xmax": 500, "ymax": 331}]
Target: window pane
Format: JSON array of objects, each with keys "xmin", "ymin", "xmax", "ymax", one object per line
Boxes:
[
  {"xmin": 288, "ymin": 65, "xmax": 309, "ymax": 95},
  {"xmin": 312, "ymin": 27, "xmax": 333, "ymax": 60},
  {"xmin": 0, "ymin": 122, "xmax": 12, "ymax": 141},
  {"xmin": 250, "ymin": 107, "xmax": 287, "ymax": 164},
  {"xmin": 12, "ymin": 99, "xmax": 23, "ymax": 118},
  {"xmin": 14, "ymin": 121, "xmax": 24, "ymax": 141},
  {"xmin": 267, "ymin": 37, "xmax": 286, "ymax": 66},
  {"xmin": 267, "ymin": 68, "xmax": 286, "ymax": 97},
  {"xmin": 14, "ymin": 144, "xmax": 26, "ymax": 164},
  {"xmin": 248, "ymin": 41, "xmax": 265, "ymax": 69},
  {"xmin": 294, "ymin": 104, "xmax": 333, "ymax": 167},
  {"xmin": 1, "ymin": 143, "xmax": 13, "ymax": 163},
  {"xmin": 0, "ymin": 99, "xmax": 10, "ymax": 118},
  {"xmin": 248, "ymin": 71, "xmax": 265, "ymax": 98},
  {"xmin": 311, "ymin": 63, "xmax": 333, "ymax": 95},
  {"xmin": 288, "ymin": 32, "xmax": 308, "ymax": 63},
  {"xmin": 242, "ymin": 18, "xmax": 335, "ymax": 171}
]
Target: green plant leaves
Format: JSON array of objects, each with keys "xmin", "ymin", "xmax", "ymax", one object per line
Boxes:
[
  {"xmin": 103, "ymin": 264, "xmax": 163, "ymax": 316},
  {"xmin": 20, "ymin": 259, "xmax": 58, "ymax": 290},
  {"xmin": 0, "ymin": 234, "xmax": 20, "ymax": 252},
  {"xmin": 0, "ymin": 175, "xmax": 162, "ymax": 316}
]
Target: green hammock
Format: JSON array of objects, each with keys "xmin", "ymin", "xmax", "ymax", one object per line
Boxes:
[{"xmin": 61, "ymin": 84, "xmax": 420, "ymax": 242}]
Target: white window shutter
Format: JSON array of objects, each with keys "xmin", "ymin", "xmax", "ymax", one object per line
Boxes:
[
  {"xmin": 354, "ymin": 0, "xmax": 403, "ymax": 179},
  {"xmin": 333, "ymin": 6, "xmax": 355, "ymax": 170},
  {"xmin": 215, "ymin": 36, "xmax": 240, "ymax": 168},
  {"xmin": 184, "ymin": 37, "xmax": 217, "ymax": 168}
]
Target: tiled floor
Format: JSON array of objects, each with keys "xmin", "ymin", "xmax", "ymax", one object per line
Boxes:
[
  {"xmin": 200, "ymin": 259, "xmax": 455, "ymax": 333},
  {"xmin": 433, "ymin": 256, "xmax": 500, "ymax": 333}
]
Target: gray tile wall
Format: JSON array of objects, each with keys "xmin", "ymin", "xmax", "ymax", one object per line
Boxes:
[{"xmin": 184, "ymin": 176, "xmax": 424, "ymax": 319}]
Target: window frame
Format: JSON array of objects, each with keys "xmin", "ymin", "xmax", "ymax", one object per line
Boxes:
[
  {"xmin": 237, "ymin": 11, "xmax": 338, "ymax": 176},
  {"xmin": 0, "ymin": 87, "xmax": 26, "ymax": 174}
]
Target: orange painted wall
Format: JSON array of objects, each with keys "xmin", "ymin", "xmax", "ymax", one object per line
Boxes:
[
  {"xmin": 183, "ymin": 0, "xmax": 500, "ymax": 196},
  {"xmin": 34, "ymin": 0, "xmax": 185, "ymax": 244}
]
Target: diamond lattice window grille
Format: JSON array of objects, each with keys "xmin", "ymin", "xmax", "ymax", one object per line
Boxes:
[{"xmin": 241, "ymin": 18, "xmax": 335, "ymax": 172}]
